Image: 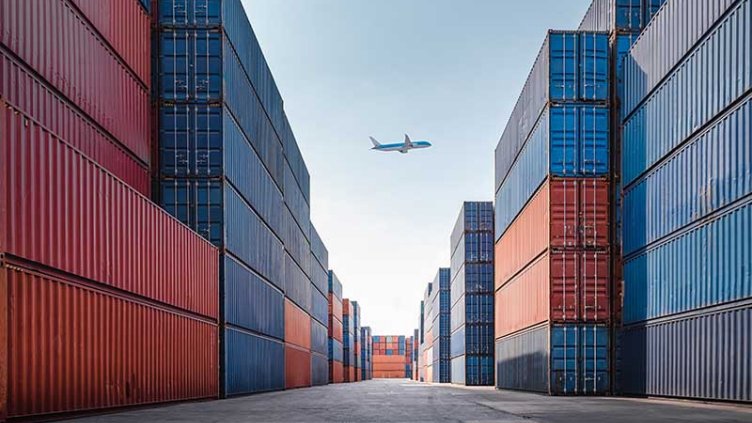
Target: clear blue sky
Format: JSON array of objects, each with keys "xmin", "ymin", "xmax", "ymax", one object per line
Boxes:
[{"xmin": 242, "ymin": 0, "xmax": 592, "ymax": 335}]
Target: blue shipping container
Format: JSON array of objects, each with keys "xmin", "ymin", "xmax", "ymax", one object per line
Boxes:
[
  {"xmin": 310, "ymin": 225, "xmax": 329, "ymax": 271},
  {"xmin": 495, "ymin": 324, "xmax": 609, "ymax": 394},
  {"xmin": 578, "ymin": 0, "xmax": 667, "ymax": 33},
  {"xmin": 311, "ymin": 288, "xmax": 329, "ymax": 326},
  {"xmin": 328, "ymin": 339, "xmax": 343, "ymax": 362},
  {"xmin": 494, "ymin": 104, "xmax": 610, "ymax": 240},
  {"xmin": 494, "ymin": 31, "xmax": 609, "ymax": 192},
  {"xmin": 311, "ymin": 353, "xmax": 329, "ymax": 386},
  {"xmin": 224, "ymin": 328, "xmax": 285, "ymax": 396},
  {"xmin": 619, "ymin": 301, "xmax": 751, "ymax": 402},
  {"xmin": 284, "ymin": 253, "xmax": 311, "ymax": 312},
  {"xmin": 224, "ymin": 255, "xmax": 284, "ymax": 340},
  {"xmin": 328, "ymin": 271, "xmax": 343, "ymax": 299},
  {"xmin": 311, "ymin": 320, "xmax": 328, "ymax": 356}
]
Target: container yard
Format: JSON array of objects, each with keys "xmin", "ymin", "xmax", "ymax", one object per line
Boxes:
[{"xmin": 1, "ymin": 0, "xmax": 750, "ymax": 422}]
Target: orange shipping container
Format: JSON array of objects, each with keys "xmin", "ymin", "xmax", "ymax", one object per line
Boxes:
[
  {"xmin": 495, "ymin": 250, "xmax": 610, "ymax": 339},
  {"xmin": 328, "ymin": 293, "xmax": 343, "ymax": 318},
  {"xmin": 329, "ymin": 361, "xmax": 344, "ymax": 384},
  {"xmin": 373, "ymin": 371, "xmax": 405, "ymax": 379},
  {"xmin": 328, "ymin": 317, "xmax": 343, "ymax": 342},
  {"xmin": 372, "ymin": 355, "xmax": 406, "ymax": 364},
  {"xmin": 285, "ymin": 344, "xmax": 311, "ymax": 389},
  {"xmin": 285, "ymin": 299, "xmax": 311, "ymax": 349},
  {"xmin": 495, "ymin": 178, "xmax": 610, "ymax": 290}
]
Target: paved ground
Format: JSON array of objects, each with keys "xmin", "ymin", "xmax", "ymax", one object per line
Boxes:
[{"xmin": 67, "ymin": 379, "xmax": 751, "ymax": 423}]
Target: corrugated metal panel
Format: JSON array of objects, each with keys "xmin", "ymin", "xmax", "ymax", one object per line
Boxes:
[
  {"xmin": 224, "ymin": 255, "xmax": 284, "ymax": 340},
  {"xmin": 495, "ymin": 105, "xmax": 610, "ymax": 240},
  {"xmin": 0, "ymin": 49, "xmax": 150, "ymax": 195},
  {"xmin": 494, "ymin": 32, "xmax": 610, "ymax": 192},
  {"xmin": 623, "ymin": 198, "xmax": 752, "ymax": 324},
  {"xmin": 328, "ymin": 270, "xmax": 343, "ymax": 299},
  {"xmin": 329, "ymin": 360, "xmax": 344, "ymax": 383},
  {"xmin": 619, "ymin": 301, "xmax": 751, "ymax": 402},
  {"xmin": 450, "ymin": 202, "xmax": 495, "ymax": 254},
  {"xmin": 281, "ymin": 114, "xmax": 311, "ymax": 204},
  {"xmin": 224, "ymin": 328, "xmax": 285, "ymax": 396},
  {"xmin": 284, "ymin": 253, "xmax": 311, "ymax": 312},
  {"xmin": 311, "ymin": 288, "xmax": 329, "ymax": 326},
  {"xmin": 451, "ymin": 326, "xmax": 465, "ymax": 358},
  {"xmin": 158, "ymin": 178, "xmax": 223, "ymax": 247},
  {"xmin": 282, "ymin": 207, "xmax": 311, "ymax": 280},
  {"xmin": 624, "ymin": 95, "xmax": 752, "ymax": 255},
  {"xmin": 311, "ymin": 353, "xmax": 329, "ymax": 386},
  {"xmin": 329, "ymin": 314, "xmax": 343, "ymax": 343},
  {"xmin": 495, "ymin": 324, "xmax": 609, "ymax": 394},
  {"xmin": 225, "ymin": 184, "xmax": 283, "ymax": 288},
  {"xmin": 2, "ymin": 263, "xmax": 219, "ymax": 419},
  {"xmin": 284, "ymin": 299, "xmax": 311, "ymax": 349},
  {"xmin": 0, "ymin": 103, "xmax": 219, "ymax": 318},
  {"xmin": 284, "ymin": 161, "xmax": 311, "ymax": 240},
  {"xmin": 622, "ymin": 0, "xmax": 742, "ymax": 118},
  {"xmin": 328, "ymin": 339, "xmax": 344, "ymax": 362},
  {"xmin": 451, "ymin": 356, "xmax": 466, "ymax": 385},
  {"xmin": 311, "ymin": 260, "xmax": 329, "ymax": 296},
  {"xmin": 622, "ymin": 2, "xmax": 751, "ymax": 186},
  {"xmin": 285, "ymin": 344, "xmax": 312, "ymax": 389},
  {"xmin": 495, "ymin": 255, "xmax": 551, "ymax": 338},
  {"xmin": 310, "ymin": 225, "xmax": 329, "ymax": 270},
  {"xmin": 69, "ymin": 0, "xmax": 151, "ymax": 86},
  {"xmin": 138, "ymin": 0, "xmax": 150, "ymax": 12},
  {"xmin": 311, "ymin": 320, "xmax": 328, "ymax": 356},
  {"xmin": 578, "ymin": 0, "xmax": 668, "ymax": 33},
  {"xmin": 0, "ymin": 0, "xmax": 150, "ymax": 164}
]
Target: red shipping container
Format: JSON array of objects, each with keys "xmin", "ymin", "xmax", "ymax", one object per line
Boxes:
[
  {"xmin": 68, "ymin": 0, "xmax": 151, "ymax": 86},
  {"xmin": 0, "ymin": 0, "xmax": 151, "ymax": 164},
  {"xmin": 285, "ymin": 299, "xmax": 311, "ymax": 349},
  {"xmin": 284, "ymin": 344, "xmax": 312, "ymax": 389},
  {"xmin": 495, "ymin": 178, "xmax": 610, "ymax": 290},
  {"xmin": 343, "ymin": 366, "xmax": 355, "ymax": 383},
  {"xmin": 329, "ymin": 361, "xmax": 343, "ymax": 384},
  {"xmin": 343, "ymin": 298, "xmax": 351, "ymax": 315},
  {"xmin": 0, "ymin": 50, "xmax": 150, "ymax": 195},
  {"xmin": 0, "ymin": 103, "xmax": 219, "ymax": 319},
  {"xmin": 0, "ymin": 262, "xmax": 219, "ymax": 420},
  {"xmin": 328, "ymin": 315, "xmax": 343, "ymax": 342},
  {"xmin": 328, "ymin": 293, "xmax": 343, "ymax": 319},
  {"xmin": 494, "ymin": 250, "xmax": 610, "ymax": 339}
]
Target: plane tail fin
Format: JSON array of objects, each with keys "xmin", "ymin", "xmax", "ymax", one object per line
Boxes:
[
  {"xmin": 369, "ymin": 136, "xmax": 381, "ymax": 148},
  {"xmin": 404, "ymin": 134, "xmax": 413, "ymax": 147}
]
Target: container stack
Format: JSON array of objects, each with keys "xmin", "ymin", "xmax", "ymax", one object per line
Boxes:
[
  {"xmin": 352, "ymin": 301, "xmax": 362, "ymax": 381},
  {"xmin": 361, "ymin": 326, "xmax": 373, "ymax": 380},
  {"xmin": 450, "ymin": 203, "xmax": 494, "ymax": 386},
  {"xmin": 617, "ymin": 0, "xmax": 751, "ymax": 402},
  {"xmin": 154, "ymin": 0, "xmax": 299, "ymax": 396},
  {"xmin": 428, "ymin": 269, "xmax": 451, "ymax": 383},
  {"xmin": 328, "ymin": 271, "xmax": 344, "ymax": 383},
  {"xmin": 405, "ymin": 336, "xmax": 414, "ymax": 378},
  {"xmin": 421, "ymin": 283, "xmax": 435, "ymax": 382},
  {"xmin": 418, "ymin": 301, "xmax": 426, "ymax": 381},
  {"xmin": 0, "ymin": 1, "xmax": 222, "ymax": 419},
  {"xmin": 310, "ymin": 226, "xmax": 330, "ymax": 386},
  {"xmin": 493, "ymin": 31, "xmax": 612, "ymax": 395},
  {"xmin": 343, "ymin": 299, "xmax": 356, "ymax": 382},
  {"xmin": 372, "ymin": 336, "xmax": 409, "ymax": 378},
  {"xmin": 412, "ymin": 329, "xmax": 420, "ymax": 380}
]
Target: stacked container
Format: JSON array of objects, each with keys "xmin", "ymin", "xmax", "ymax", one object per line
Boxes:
[
  {"xmin": 426, "ymin": 269, "xmax": 450, "ymax": 383},
  {"xmin": 412, "ymin": 329, "xmax": 420, "ymax": 380},
  {"xmin": 404, "ymin": 336, "xmax": 414, "ymax": 378},
  {"xmin": 343, "ymin": 299, "xmax": 355, "ymax": 382},
  {"xmin": 310, "ymin": 226, "xmax": 330, "ymax": 386},
  {"xmin": 617, "ymin": 0, "xmax": 751, "ymax": 402},
  {"xmin": 360, "ymin": 326, "xmax": 373, "ymax": 380},
  {"xmin": 154, "ymin": 0, "xmax": 308, "ymax": 396},
  {"xmin": 451, "ymin": 203, "xmax": 494, "ymax": 386},
  {"xmin": 328, "ymin": 271, "xmax": 344, "ymax": 383},
  {"xmin": 352, "ymin": 301, "xmax": 362, "ymax": 381},
  {"xmin": 421, "ymin": 283, "xmax": 434, "ymax": 382},
  {"xmin": 372, "ymin": 336, "xmax": 408, "ymax": 378},
  {"xmin": 418, "ymin": 301, "xmax": 426, "ymax": 381},
  {"xmin": 0, "ymin": 0, "xmax": 223, "ymax": 419},
  {"xmin": 493, "ymin": 31, "xmax": 612, "ymax": 395}
]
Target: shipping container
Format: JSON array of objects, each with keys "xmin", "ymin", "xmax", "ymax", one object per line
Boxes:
[
  {"xmin": 621, "ymin": 0, "xmax": 742, "ymax": 118},
  {"xmin": 0, "ymin": 262, "xmax": 219, "ymax": 420},
  {"xmin": 310, "ymin": 225, "xmax": 329, "ymax": 272},
  {"xmin": 311, "ymin": 320, "xmax": 328, "ymax": 357},
  {"xmin": 0, "ymin": 49, "xmax": 150, "ymax": 195},
  {"xmin": 495, "ymin": 104, "xmax": 610, "ymax": 240},
  {"xmin": 69, "ymin": 0, "xmax": 151, "ymax": 86},
  {"xmin": 495, "ymin": 323, "xmax": 609, "ymax": 394},
  {"xmin": 622, "ymin": 0, "xmax": 751, "ymax": 187},
  {"xmin": 0, "ymin": 0, "xmax": 151, "ymax": 164},
  {"xmin": 311, "ymin": 353, "xmax": 329, "ymax": 386},
  {"xmin": 578, "ymin": 0, "xmax": 667, "ymax": 33},
  {"xmin": 0, "ymin": 103, "xmax": 219, "ymax": 318},
  {"xmin": 284, "ymin": 299, "xmax": 311, "ymax": 350},
  {"xmin": 618, "ymin": 301, "xmax": 751, "ymax": 402},
  {"xmin": 343, "ymin": 299, "xmax": 356, "ymax": 381},
  {"xmin": 450, "ymin": 202, "xmax": 495, "ymax": 386},
  {"xmin": 285, "ymin": 344, "xmax": 312, "ymax": 389},
  {"xmin": 224, "ymin": 255, "xmax": 284, "ymax": 340},
  {"xmin": 225, "ymin": 328, "xmax": 285, "ymax": 395},
  {"xmin": 311, "ymin": 288, "xmax": 329, "ymax": 326},
  {"xmin": 494, "ymin": 31, "xmax": 610, "ymax": 193},
  {"xmin": 284, "ymin": 252, "xmax": 312, "ymax": 312},
  {"xmin": 329, "ymin": 361, "xmax": 344, "ymax": 384}
]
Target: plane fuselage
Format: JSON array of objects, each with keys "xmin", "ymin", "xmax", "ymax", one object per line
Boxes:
[{"xmin": 372, "ymin": 141, "xmax": 432, "ymax": 153}]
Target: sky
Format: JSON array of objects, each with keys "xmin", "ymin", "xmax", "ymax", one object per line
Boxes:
[{"xmin": 242, "ymin": 0, "xmax": 592, "ymax": 336}]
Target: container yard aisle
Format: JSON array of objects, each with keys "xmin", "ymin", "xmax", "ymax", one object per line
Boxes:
[{"xmin": 66, "ymin": 379, "xmax": 750, "ymax": 423}]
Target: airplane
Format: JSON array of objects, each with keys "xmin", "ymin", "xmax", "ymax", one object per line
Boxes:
[{"xmin": 369, "ymin": 134, "xmax": 432, "ymax": 154}]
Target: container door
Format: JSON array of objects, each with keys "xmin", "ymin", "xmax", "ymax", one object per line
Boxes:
[
  {"xmin": 549, "ymin": 33, "xmax": 579, "ymax": 100},
  {"xmin": 579, "ymin": 33, "xmax": 609, "ymax": 101}
]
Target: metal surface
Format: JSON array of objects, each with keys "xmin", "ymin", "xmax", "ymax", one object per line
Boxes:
[
  {"xmin": 311, "ymin": 353, "xmax": 329, "ymax": 386},
  {"xmin": 311, "ymin": 320, "xmax": 328, "ymax": 356},
  {"xmin": 2, "ymin": 262, "xmax": 219, "ymax": 419},
  {"xmin": 224, "ymin": 255, "xmax": 284, "ymax": 340},
  {"xmin": 619, "ymin": 301, "xmax": 751, "ymax": 402},
  {"xmin": 578, "ymin": 0, "xmax": 668, "ymax": 33},
  {"xmin": 224, "ymin": 327, "xmax": 285, "ymax": 396},
  {"xmin": 622, "ymin": 0, "xmax": 751, "ymax": 187},
  {"xmin": 69, "ymin": 0, "xmax": 151, "ymax": 86},
  {"xmin": 310, "ymin": 225, "xmax": 329, "ymax": 272},
  {"xmin": 0, "ymin": 103, "xmax": 219, "ymax": 318},
  {"xmin": 284, "ymin": 252, "xmax": 312, "ymax": 312},
  {"xmin": 622, "ymin": 0, "xmax": 742, "ymax": 118},
  {"xmin": 0, "ymin": 49, "xmax": 150, "ymax": 195},
  {"xmin": 311, "ymin": 288, "xmax": 329, "ymax": 326},
  {"xmin": 284, "ymin": 299, "xmax": 311, "ymax": 350},
  {"xmin": 0, "ymin": 0, "xmax": 151, "ymax": 164},
  {"xmin": 494, "ymin": 31, "xmax": 610, "ymax": 193},
  {"xmin": 284, "ymin": 344, "xmax": 312, "ymax": 389}
]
